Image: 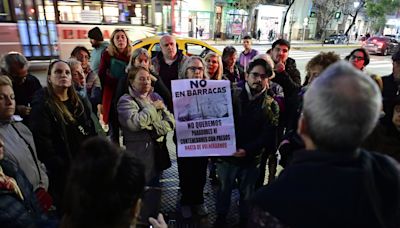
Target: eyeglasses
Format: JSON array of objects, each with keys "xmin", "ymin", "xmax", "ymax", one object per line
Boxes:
[
  {"xmin": 250, "ymin": 72, "xmax": 270, "ymax": 79},
  {"xmin": 350, "ymin": 55, "xmax": 364, "ymax": 61},
  {"xmin": 188, "ymin": 66, "xmax": 204, "ymax": 72}
]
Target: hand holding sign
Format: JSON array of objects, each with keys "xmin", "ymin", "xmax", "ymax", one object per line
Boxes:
[
  {"xmin": 153, "ymin": 100, "xmax": 165, "ymax": 110},
  {"xmin": 233, "ymin": 148, "xmax": 246, "ymax": 157}
]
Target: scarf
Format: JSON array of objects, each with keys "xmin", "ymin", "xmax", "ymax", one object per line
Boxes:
[{"xmin": 0, "ymin": 165, "xmax": 24, "ymax": 200}]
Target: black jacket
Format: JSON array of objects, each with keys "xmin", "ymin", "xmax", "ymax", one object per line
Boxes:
[
  {"xmin": 250, "ymin": 149, "xmax": 400, "ymax": 228},
  {"xmin": 382, "ymin": 73, "xmax": 400, "ymax": 100},
  {"xmin": 29, "ymin": 88, "xmax": 96, "ymax": 208},
  {"xmin": 0, "ymin": 159, "xmax": 49, "ymax": 228}
]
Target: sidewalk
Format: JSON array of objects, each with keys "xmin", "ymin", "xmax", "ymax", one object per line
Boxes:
[{"xmin": 204, "ymin": 38, "xmax": 361, "ymax": 49}]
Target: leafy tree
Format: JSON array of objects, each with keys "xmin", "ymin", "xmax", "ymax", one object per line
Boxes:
[
  {"xmin": 342, "ymin": 0, "xmax": 366, "ymax": 36},
  {"xmin": 312, "ymin": 0, "xmax": 348, "ymax": 40},
  {"xmin": 365, "ymin": 0, "xmax": 400, "ymax": 34}
]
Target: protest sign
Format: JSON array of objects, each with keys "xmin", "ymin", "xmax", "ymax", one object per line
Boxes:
[{"xmin": 171, "ymin": 79, "xmax": 236, "ymax": 157}]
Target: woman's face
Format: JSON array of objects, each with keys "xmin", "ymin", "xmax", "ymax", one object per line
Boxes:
[
  {"xmin": 134, "ymin": 53, "xmax": 150, "ymax": 69},
  {"xmin": 206, "ymin": 56, "xmax": 219, "ymax": 77},
  {"xmin": 392, "ymin": 105, "xmax": 400, "ymax": 129},
  {"xmin": 113, "ymin": 31, "xmax": 128, "ymax": 52},
  {"xmin": 186, "ymin": 59, "xmax": 204, "ymax": 79},
  {"xmin": 350, "ymin": 51, "xmax": 365, "ymax": 70},
  {"xmin": 75, "ymin": 50, "xmax": 90, "ymax": 70},
  {"xmin": 71, "ymin": 64, "xmax": 86, "ymax": 87},
  {"xmin": 131, "ymin": 69, "xmax": 152, "ymax": 94},
  {"xmin": 48, "ymin": 61, "xmax": 72, "ymax": 90}
]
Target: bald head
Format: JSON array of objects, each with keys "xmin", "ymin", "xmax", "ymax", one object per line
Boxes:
[
  {"xmin": 301, "ymin": 61, "xmax": 381, "ymax": 152},
  {"xmin": 160, "ymin": 35, "xmax": 177, "ymax": 61}
]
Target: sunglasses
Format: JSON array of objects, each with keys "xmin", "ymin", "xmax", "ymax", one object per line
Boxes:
[{"xmin": 350, "ymin": 55, "xmax": 364, "ymax": 61}]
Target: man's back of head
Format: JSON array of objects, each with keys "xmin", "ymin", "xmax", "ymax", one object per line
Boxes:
[{"xmin": 302, "ymin": 61, "xmax": 381, "ymax": 152}]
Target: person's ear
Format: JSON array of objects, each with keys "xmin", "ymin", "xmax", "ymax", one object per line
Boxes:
[{"xmin": 297, "ymin": 114, "xmax": 308, "ymax": 138}]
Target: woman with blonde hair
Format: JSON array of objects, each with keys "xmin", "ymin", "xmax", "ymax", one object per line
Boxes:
[
  {"xmin": 30, "ymin": 60, "xmax": 97, "ymax": 210},
  {"xmin": 204, "ymin": 52, "xmax": 223, "ymax": 80},
  {"xmin": 98, "ymin": 29, "xmax": 132, "ymax": 144}
]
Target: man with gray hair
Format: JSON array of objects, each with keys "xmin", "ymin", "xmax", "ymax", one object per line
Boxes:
[
  {"xmin": 248, "ymin": 61, "xmax": 400, "ymax": 228},
  {"xmin": 0, "ymin": 52, "xmax": 42, "ymax": 125}
]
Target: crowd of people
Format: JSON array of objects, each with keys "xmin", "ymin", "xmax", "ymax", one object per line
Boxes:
[{"xmin": 0, "ymin": 26, "xmax": 399, "ymax": 228}]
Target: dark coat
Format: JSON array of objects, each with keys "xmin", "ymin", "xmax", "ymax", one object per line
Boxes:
[
  {"xmin": 272, "ymin": 57, "xmax": 301, "ymax": 131},
  {"xmin": 382, "ymin": 73, "xmax": 400, "ymax": 100},
  {"xmin": 13, "ymin": 74, "xmax": 42, "ymax": 125},
  {"xmin": 223, "ymin": 85, "xmax": 279, "ymax": 166},
  {"xmin": 29, "ymin": 88, "xmax": 96, "ymax": 208},
  {"xmin": 250, "ymin": 149, "xmax": 400, "ymax": 228},
  {"xmin": 0, "ymin": 159, "xmax": 48, "ymax": 228},
  {"xmin": 362, "ymin": 120, "xmax": 400, "ymax": 162}
]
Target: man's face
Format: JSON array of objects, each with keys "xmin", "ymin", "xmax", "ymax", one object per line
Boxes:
[
  {"xmin": 10, "ymin": 65, "xmax": 28, "ymax": 84},
  {"xmin": 243, "ymin": 39, "xmax": 252, "ymax": 50},
  {"xmin": 271, "ymin": 44, "xmax": 289, "ymax": 63},
  {"xmin": 160, "ymin": 36, "xmax": 177, "ymax": 60},
  {"xmin": 393, "ymin": 60, "xmax": 400, "ymax": 79},
  {"xmin": 0, "ymin": 85, "xmax": 15, "ymax": 121},
  {"xmin": 225, "ymin": 53, "xmax": 237, "ymax": 68},
  {"xmin": 246, "ymin": 65, "xmax": 270, "ymax": 93},
  {"xmin": 90, "ymin": 39, "xmax": 99, "ymax": 48}
]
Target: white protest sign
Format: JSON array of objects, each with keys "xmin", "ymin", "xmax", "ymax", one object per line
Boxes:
[{"xmin": 171, "ymin": 79, "xmax": 236, "ymax": 157}]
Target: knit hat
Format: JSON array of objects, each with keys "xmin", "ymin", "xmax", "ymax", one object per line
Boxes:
[{"xmin": 88, "ymin": 27, "xmax": 103, "ymax": 41}]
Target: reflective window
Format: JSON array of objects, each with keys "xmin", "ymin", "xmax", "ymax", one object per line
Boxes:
[{"xmin": 0, "ymin": 0, "xmax": 12, "ymax": 21}]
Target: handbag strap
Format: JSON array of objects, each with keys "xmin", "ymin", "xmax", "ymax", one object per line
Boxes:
[{"xmin": 11, "ymin": 123, "xmax": 42, "ymax": 181}]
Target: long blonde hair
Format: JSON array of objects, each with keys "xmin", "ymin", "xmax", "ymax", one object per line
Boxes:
[
  {"xmin": 107, "ymin": 29, "xmax": 132, "ymax": 57},
  {"xmin": 204, "ymin": 52, "xmax": 223, "ymax": 80},
  {"xmin": 46, "ymin": 60, "xmax": 84, "ymax": 124}
]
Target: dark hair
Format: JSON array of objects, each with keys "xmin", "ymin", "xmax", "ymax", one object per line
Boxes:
[
  {"xmin": 222, "ymin": 46, "xmax": 237, "ymax": 62},
  {"xmin": 247, "ymin": 58, "xmax": 273, "ymax": 77},
  {"xmin": 71, "ymin": 46, "xmax": 90, "ymax": 59},
  {"xmin": 392, "ymin": 49, "xmax": 400, "ymax": 62},
  {"xmin": 383, "ymin": 95, "xmax": 400, "ymax": 124},
  {"xmin": 46, "ymin": 59, "xmax": 84, "ymax": 124},
  {"xmin": 243, "ymin": 35, "xmax": 252, "ymax": 40},
  {"xmin": 346, "ymin": 48, "xmax": 370, "ymax": 66},
  {"xmin": 272, "ymin": 39, "xmax": 291, "ymax": 50},
  {"xmin": 62, "ymin": 136, "xmax": 145, "ymax": 228}
]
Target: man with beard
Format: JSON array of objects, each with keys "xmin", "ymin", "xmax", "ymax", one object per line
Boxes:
[
  {"xmin": 214, "ymin": 58, "xmax": 279, "ymax": 227},
  {"xmin": 88, "ymin": 27, "xmax": 109, "ymax": 74},
  {"xmin": 270, "ymin": 39, "xmax": 301, "ymax": 132},
  {"xmin": 0, "ymin": 52, "xmax": 42, "ymax": 126}
]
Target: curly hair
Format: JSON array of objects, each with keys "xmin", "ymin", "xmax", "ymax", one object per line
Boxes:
[{"xmin": 304, "ymin": 51, "xmax": 341, "ymax": 85}]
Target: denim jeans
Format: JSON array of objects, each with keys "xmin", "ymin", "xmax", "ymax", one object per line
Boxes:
[{"xmin": 216, "ymin": 161, "xmax": 259, "ymax": 218}]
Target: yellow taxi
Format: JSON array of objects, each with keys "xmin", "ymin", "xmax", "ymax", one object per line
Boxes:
[{"xmin": 132, "ymin": 36, "xmax": 221, "ymax": 58}]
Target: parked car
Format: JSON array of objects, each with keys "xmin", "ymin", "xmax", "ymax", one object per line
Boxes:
[
  {"xmin": 362, "ymin": 36, "xmax": 399, "ymax": 56},
  {"xmin": 384, "ymin": 34, "xmax": 400, "ymax": 43},
  {"xmin": 132, "ymin": 36, "xmax": 221, "ymax": 58},
  {"xmin": 323, "ymin": 34, "xmax": 347, "ymax": 44}
]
